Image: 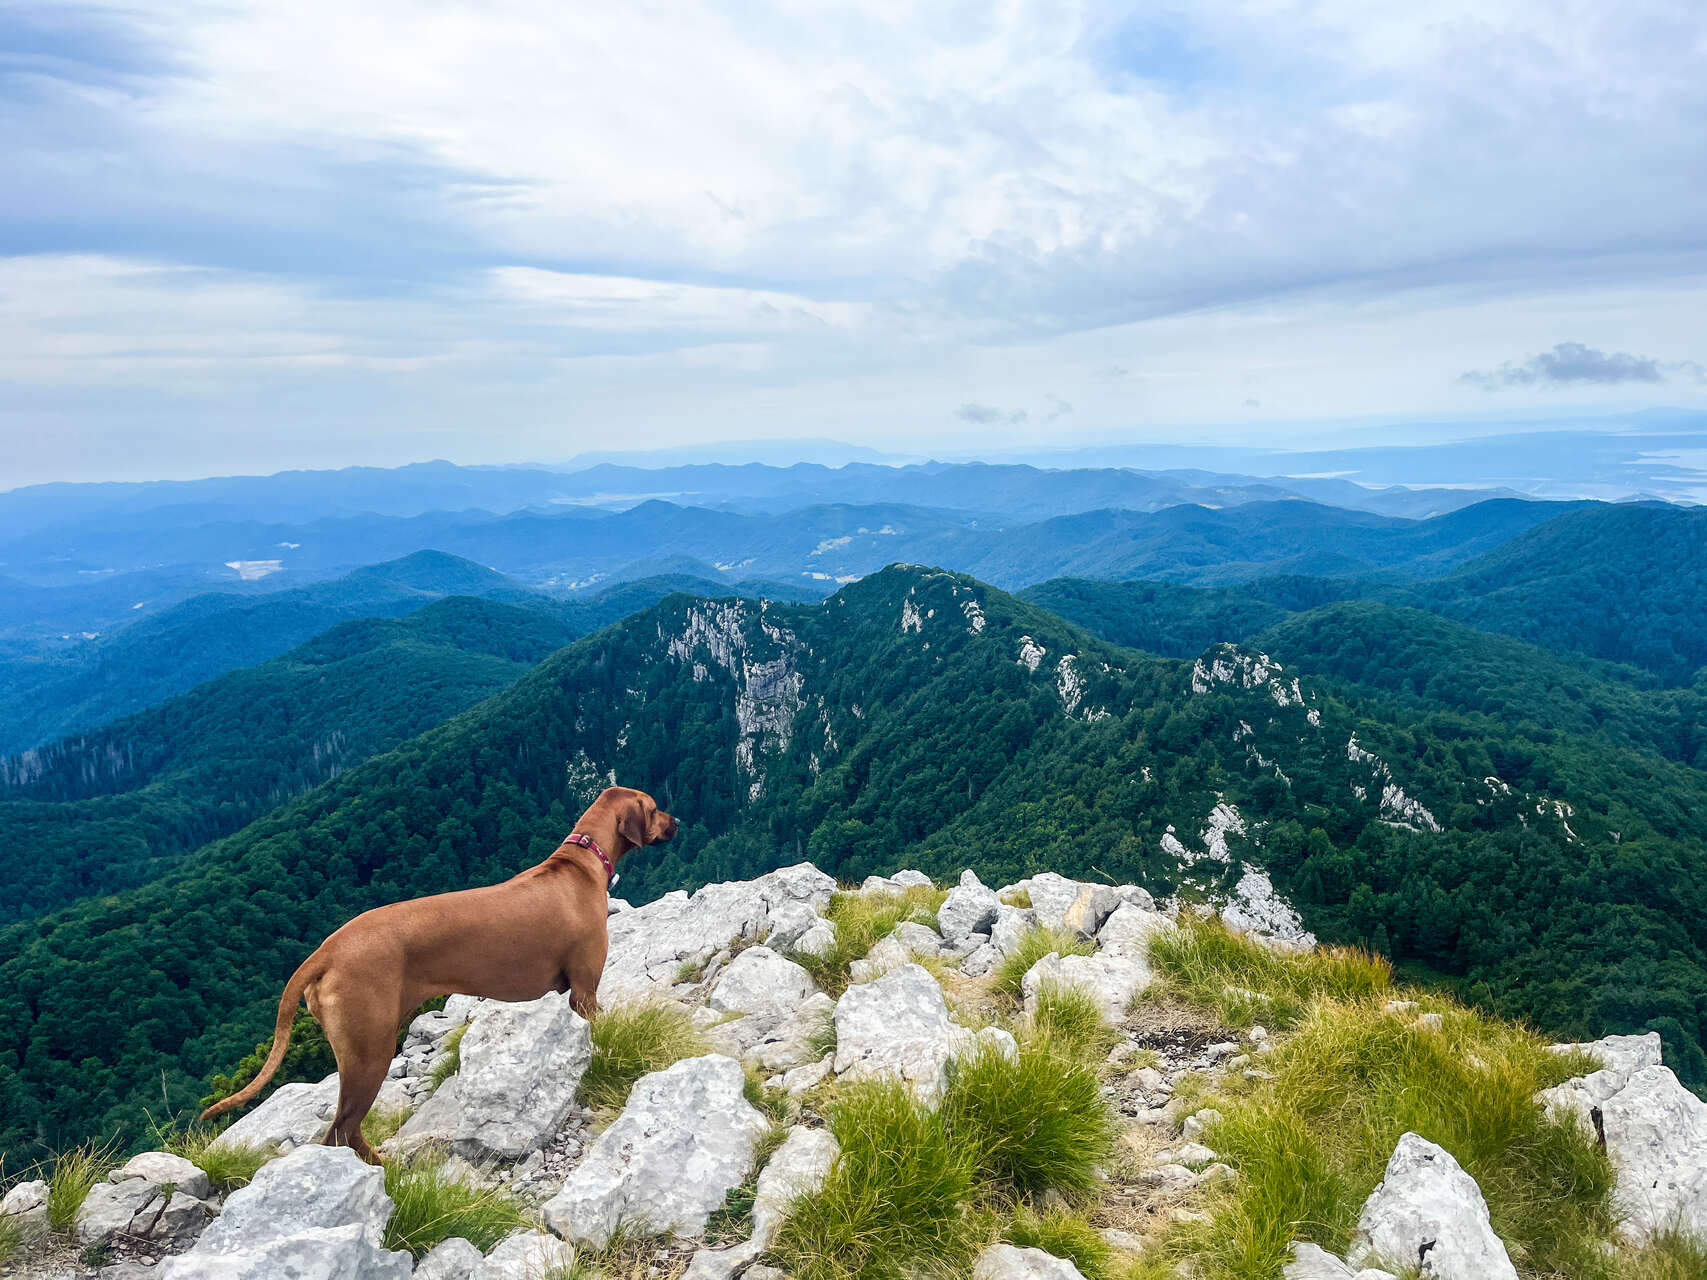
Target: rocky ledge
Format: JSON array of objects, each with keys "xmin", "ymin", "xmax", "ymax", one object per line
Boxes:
[{"xmin": 3, "ymin": 863, "xmax": 1702, "ymax": 1280}]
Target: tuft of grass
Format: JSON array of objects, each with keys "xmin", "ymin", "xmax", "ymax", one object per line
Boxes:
[
  {"xmin": 159, "ymin": 1125, "xmax": 273, "ymax": 1191},
  {"xmin": 1616, "ymin": 1230, "xmax": 1707, "ymax": 1280},
  {"xmin": 381, "ymin": 1152, "xmax": 529, "ymax": 1257},
  {"xmin": 991, "ymin": 926, "xmax": 1096, "ymax": 1000},
  {"xmin": 428, "ymin": 1022, "xmax": 469, "ymax": 1091},
  {"xmin": 772, "ymin": 1078, "xmax": 989, "ymax": 1280},
  {"xmin": 788, "ymin": 885, "xmax": 948, "ymax": 998},
  {"xmin": 744, "ymin": 1066, "xmax": 793, "ymax": 1126},
  {"xmin": 999, "ymin": 888, "xmax": 1032, "ymax": 908},
  {"xmin": 579, "ymin": 1002, "xmax": 710, "ymax": 1112},
  {"xmin": 1162, "ymin": 996, "xmax": 1617, "ymax": 1280},
  {"xmin": 362, "ymin": 1104, "xmax": 412, "ymax": 1148},
  {"xmin": 706, "ymin": 1122, "xmax": 791, "ymax": 1246},
  {"xmin": 1028, "ymin": 981, "xmax": 1120, "ymax": 1064},
  {"xmin": 0, "ymin": 1214, "xmax": 21, "ymax": 1272},
  {"xmin": 1007, "ymin": 1205, "xmax": 1115, "ymax": 1280},
  {"xmin": 940, "ymin": 1040, "xmax": 1117, "ymax": 1197},
  {"xmin": 807, "ymin": 1006, "xmax": 838, "ymax": 1061},
  {"xmin": 1147, "ymin": 911, "xmax": 1390, "ymax": 1030},
  {"xmin": 46, "ymin": 1141, "xmax": 118, "ymax": 1232}
]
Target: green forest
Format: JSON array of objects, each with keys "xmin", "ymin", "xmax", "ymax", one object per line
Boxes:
[{"xmin": 1, "ymin": 565, "xmax": 1704, "ymax": 1168}]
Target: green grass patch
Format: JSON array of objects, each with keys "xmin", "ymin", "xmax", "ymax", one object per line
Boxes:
[
  {"xmin": 705, "ymin": 1122, "xmax": 791, "ymax": 1246},
  {"xmin": 1158, "ymin": 997, "xmax": 1618, "ymax": 1280},
  {"xmin": 381, "ymin": 1152, "xmax": 529, "ymax": 1257},
  {"xmin": 1029, "ymin": 981, "xmax": 1120, "ymax": 1064},
  {"xmin": 744, "ymin": 1066, "xmax": 793, "ymax": 1126},
  {"xmin": 941, "ymin": 1039, "xmax": 1116, "ymax": 1196},
  {"xmin": 789, "ymin": 886, "xmax": 948, "ymax": 998},
  {"xmin": 991, "ymin": 926, "xmax": 1096, "ymax": 1000},
  {"xmin": 46, "ymin": 1141, "xmax": 117, "ymax": 1231},
  {"xmin": 772, "ymin": 1078, "xmax": 989, "ymax": 1280},
  {"xmin": 1147, "ymin": 911, "xmax": 1391, "ymax": 1029},
  {"xmin": 579, "ymin": 1001, "xmax": 710, "ymax": 1112},
  {"xmin": 1616, "ymin": 1230, "xmax": 1707, "ymax": 1280},
  {"xmin": 362, "ymin": 1104, "xmax": 412, "ymax": 1148},
  {"xmin": 0, "ymin": 1213, "xmax": 22, "ymax": 1272},
  {"xmin": 158, "ymin": 1125, "xmax": 273, "ymax": 1191},
  {"xmin": 1006, "ymin": 1205, "xmax": 1115, "ymax": 1280},
  {"xmin": 427, "ymin": 1022, "xmax": 469, "ymax": 1091}
]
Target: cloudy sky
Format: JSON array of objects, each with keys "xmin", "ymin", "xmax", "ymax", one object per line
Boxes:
[{"xmin": 3, "ymin": 0, "xmax": 1705, "ymax": 483}]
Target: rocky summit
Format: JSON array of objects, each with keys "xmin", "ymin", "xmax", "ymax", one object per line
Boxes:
[{"xmin": 4, "ymin": 864, "xmax": 1704, "ymax": 1280}]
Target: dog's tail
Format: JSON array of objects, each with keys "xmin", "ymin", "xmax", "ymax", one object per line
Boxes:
[{"xmin": 198, "ymin": 954, "xmax": 322, "ymax": 1122}]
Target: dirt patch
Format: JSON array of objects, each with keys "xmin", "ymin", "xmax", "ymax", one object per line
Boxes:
[{"xmin": 1124, "ymin": 994, "xmax": 1231, "ymax": 1057}]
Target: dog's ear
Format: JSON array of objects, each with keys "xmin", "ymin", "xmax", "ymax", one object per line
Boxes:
[{"xmin": 616, "ymin": 799, "xmax": 650, "ymax": 851}]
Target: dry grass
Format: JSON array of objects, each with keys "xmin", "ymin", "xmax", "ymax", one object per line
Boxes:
[{"xmin": 579, "ymin": 1002, "xmax": 711, "ymax": 1112}]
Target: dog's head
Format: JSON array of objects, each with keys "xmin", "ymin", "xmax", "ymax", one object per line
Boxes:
[{"xmin": 603, "ymin": 786, "xmax": 679, "ymax": 855}]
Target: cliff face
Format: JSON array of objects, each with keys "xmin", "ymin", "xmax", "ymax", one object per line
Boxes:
[{"xmin": 6, "ymin": 864, "xmax": 1702, "ymax": 1280}]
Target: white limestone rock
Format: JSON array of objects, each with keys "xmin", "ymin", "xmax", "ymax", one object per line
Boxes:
[
  {"xmin": 961, "ymin": 942, "xmax": 1000, "ymax": 977},
  {"xmin": 709, "ymin": 946, "xmax": 820, "ymax": 1016},
  {"xmin": 0, "ymin": 1178, "xmax": 48, "ymax": 1241},
  {"xmin": 1095, "ymin": 902, "xmax": 1172, "ymax": 960},
  {"xmin": 601, "ymin": 863, "xmax": 836, "ymax": 1004},
  {"xmin": 782, "ymin": 1054, "xmax": 834, "ymax": 1096},
  {"xmin": 833, "ymin": 963, "xmax": 982, "ymax": 1101},
  {"xmin": 1346, "ymin": 1133, "xmax": 1517, "ymax": 1279},
  {"xmin": 208, "ymin": 1074, "xmax": 339, "ymax": 1156},
  {"xmin": 387, "ymin": 991, "xmax": 591, "ymax": 1160},
  {"xmin": 193, "ymin": 1144, "xmax": 395, "ymax": 1254},
  {"xmin": 414, "ymin": 1236, "xmax": 484, "ymax": 1280},
  {"xmin": 73, "ymin": 1179, "xmax": 168, "ymax": 1245},
  {"xmin": 752, "ymin": 1125, "xmax": 840, "ymax": 1247},
  {"xmin": 1284, "ymin": 1242, "xmax": 1397, "ymax": 1279},
  {"xmin": 764, "ymin": 899, "xmax": 823, "ymax": 951},
  {"xmin": 1598, "ymin": 1064, "xmax": 1707, "ymax": 1244},
  {"xmin": 1536, "ymin": 1032, "xmax": 1665, "ymax": 1137},
  {"xmin": 1021, "ymin": 873, "xmax": 1117, "ymax": 936},
  {"xmin": 792, "ymin": 919, "xmax": 837, "ymax": 959},
  {"xmin": 112, "ymin": 1150, "xmax": 211, "ymax": 1202},
  {"xmin": 938, "ymin": 870, "xmax": 1000, "ymax": 943},
  {"xmin": 472, "ymin": 1230, "xmax": 577, "ymax": 1280},
  {"xmin": 991, "ymin": 904, "xmax": 1039, "ymax": 957},
  {"xmin": 159, "ymin": 1223, "xmax": 413, "ymax": 1279},
  {"xmin": 973, "ymin": 1242, "xmax": 1090, "ymax": 1279},
  {"xmin": 707, "ymin": 990, "xmax": 836, "ymax": 1073},
  {"xmin": 1221, "ymin": 867, "xmax": 1317, "ymax": 951},
  {"xmin": 543, "ymin": 1054, "xmax": 769, "ymax": 1247},
  {"xmin": 1021, "ymin": 950, "xmax": 1150, "ymax": 1024}
]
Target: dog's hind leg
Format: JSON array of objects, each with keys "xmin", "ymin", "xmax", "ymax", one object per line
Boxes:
[{"xmin": 317, "ymin": 984, "xmax": 395, "ymax": 1164}]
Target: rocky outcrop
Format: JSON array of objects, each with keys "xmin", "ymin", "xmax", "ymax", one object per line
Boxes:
[
  {"xmin": 1346, "ymin": 1133, "xmax": 1517, "ymax": 1279},
  {"xmin": 833, "ymin": 962, "xmax": 1014, "ymax": 1101},
  {"xmin": 938, "ymin": 869, "xmax": 999, "ymax": 943},
  {"xmin": 601, "ymin": 863, "xmax": 836, "ymax": 1004},
  {"xmin": 0, "ymin": 1178, "xmax": 48, "ymax": 1242},
  {"xmin": 543, "ymin": 1054, "xmax": 769, "ymax": 1247},
  {"xmin": 73, "ymin": 1150, "xmax": 217, "ymax": 1251},
  {"xmin": 388, "ymin": 991, "xmax": 592, "ymax": 1160},
  {"xmin": 1284, "ymin": 1242, "xmax": 1398, "ymax": 1279},
  {"xmin": 207, "ymin": 1075, "xmax": 340, "ymax": 1156},
  {"xmin": 160, "ymin": 1145, "xmax": 411, "ymax": 1279}
]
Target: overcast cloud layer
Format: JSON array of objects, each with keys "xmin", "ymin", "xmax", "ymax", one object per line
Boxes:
[{"xmin": 2, "ymin": 0, "xmax": 1705, "ymax": 482}]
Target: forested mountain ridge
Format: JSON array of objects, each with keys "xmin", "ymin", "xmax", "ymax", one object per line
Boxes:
[
  {"xmin": 2, "ymin": 565, "xmax": 1703, "ymax": 1167},
  {"xmin": 1024, "ymin": 503, "xmax": 1707, "ymax": 682}
]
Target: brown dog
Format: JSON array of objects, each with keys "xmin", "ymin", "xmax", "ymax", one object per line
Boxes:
[{"xmin": 199, "ymin": 786, "xmax": 677, "ymax": 1161}]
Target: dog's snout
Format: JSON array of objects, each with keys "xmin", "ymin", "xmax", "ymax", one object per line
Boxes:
[{"xmin": 662, "ymin": 813, "xmax": 679, "ymax": 840}]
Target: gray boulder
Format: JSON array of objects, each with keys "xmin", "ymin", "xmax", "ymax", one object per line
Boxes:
[
  {"xmin": 208, "ymin": 1074, "xmax": 339, "ymax": 1155},
  {"xmin": 159, "ymin": 1223, "xmax": 413, "ymax": 1279},
  {"xmin": 973, "ymin": 1242, "xmax": 1089, "ymax": 1279},
  {"xmin": 792, "ymin": 919, "xmax": 837, "ymax": 959},
  {"xmin": 543, "ymin": 1054, "xmax": 768, "ymax": 1247},
  {"xmin": 472, "ymin": 1230, "xmax": 576, "ymax": 1279},
  {"xmin": 1021, "ymin": 949, "xmax": 1149, "ymax": 1023},
  {"xmin": 1284, "ymin": 1242, "xmax": 1397, "ymax": 1279},
  {"xmin": 1346, "ymin": 1133, "xmax": 1516, "ymax": 1279},
  {"xmin": 834, "ymin": 963, "xmax": 1008, "ymax": 1101},
  {"xmin": 387, "ymin": 991, "xmax": 592, "ymax": 1160},
  {"xmin": 1020, "ymin": 873, "xmax": 1117, "ymax": 937},
  {"xmin": 990, "ymin": 905, "xmax": 1039, "ymax": 957},
  {"xmin": 161, "ymin": 1146, "xmax": 409, "ymax": 1280},
  {"xmin": 0, "ymin": 1178, "xmax": 48, "ymax": 1241},
  {"xmin": 413, "ymin": 1236, "xmax": 484, "ymax": 1280},
  {"xmin": 751, "ymin": 1125, "xmax": 840, "ymax": 1247},
  {"xmin": 938, "ymin": 870, "xmax": 1000, "ymax": 943},
  {"xmin": 1096, "ymin": 902, "xmax": 1172, "ymax": 960},
  {"xmin": 708, "ymin": 946, "xmax": 819, "ymax": 1017},
  {"xmin": 112, "ymin": 1150, "xmax": 212, "ymax": 1201},
  {"xmin": 602, "ymin": 864, "xmax": 836, "ymax": 1004},
  {"xmin": 764, "ymin": 899, "xmax": 823, "ymax": 951},
  {"xmin": 706, "ymin": 990, "xmax": 836, "ymax": 1073}
]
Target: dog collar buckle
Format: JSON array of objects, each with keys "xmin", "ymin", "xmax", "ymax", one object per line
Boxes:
[{"xmin": 565, "ymin": 832, "xmax": 617, "ymax": 888}]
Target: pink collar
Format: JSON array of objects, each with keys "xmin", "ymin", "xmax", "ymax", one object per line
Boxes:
[{"xmin": 564, "ymin": 832, "xmax": 618, "ymax": 888}]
